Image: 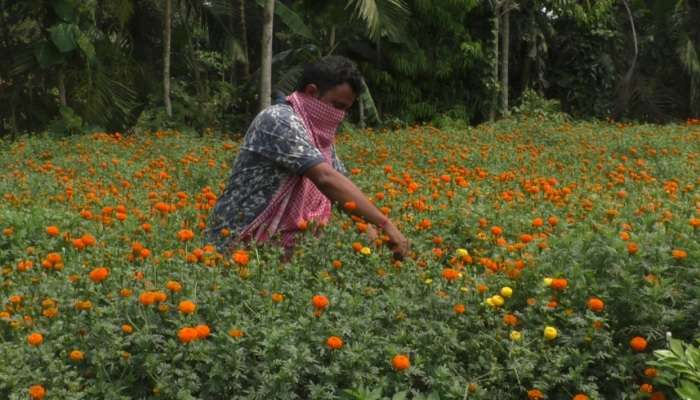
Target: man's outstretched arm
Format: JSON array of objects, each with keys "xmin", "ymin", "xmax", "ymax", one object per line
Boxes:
[{"xmin": 304, "ymin": 162, "xmax": 409, "ymax": 258}]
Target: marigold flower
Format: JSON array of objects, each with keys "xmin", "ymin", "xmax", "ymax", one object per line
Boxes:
[
  {"xmin": 166, "ymin": 281, "xmax": 182, "ymax": 292},
  {"xmin": 572, "ymin": 394, "xmax": 589, "ymax": 400},
  {"xmin": 453, "ymin": 304, "xmax": 466, "ymax": 314},
  {"xmin": 139, "ymin": 291, "xmax": 156, "ymax": 306},
  {"xmin": 503, "ymin": 313, "xmax": 519, "ymax": 326},
  {"xmin": 326, "ymin": 336, "xmax": 343, "ymax": 350},
  {"xmin": 271, "ymin": 292, "xmax": 284, "ymax": 303},
  {"xmin": 640, "ymin": 383, "xmax": 653, "ymax": 393},
  {"xmin": 122, "ymin": 324, "xmax": 133, "ymax": 334},
  {"xmin": 27, "ymin": 332, "xmax": 44, "ymax": 346},
  {"xmin": 527, "ymin": 389, "xmax": 544, "ymax": 400},
  {"xmin": 532, "ymin": 218, "xmax": 544, "ymax": 228},
  {"xmin": 46, "ymin": 226, "xmax": 59, "ymax": 236},
  {"xmin": 177, "ymin": 229, "xmax": 195, "ymax": 241},
  {"xmin": 232, "ymin": 249, "xmax": 249, "ymax": 266},
  {"xmin": 550, "ymin": 278, "xmax": 568, "ymax": 290},
  {"xmin": 630, "ymin": 336, "xmax": 647, "ymax": 352},
  {"xmin": 69, "ymin": 350, "xmax": 85, "ymax": 362},
  {"xmin": 343, "ymin": 201, "xmax": 357, "ymax": 211},
  {"xmin": 671, "ymin": 249, "xmax": 687, "ymax": 260},
  {"xmin": 178, "ymin": 300, "xmax": 196, "ymax": 314},
  {"xmin": 195, "ymin": 324, "xmax": 210, "ymax": 339},
  {"xmin": 89, "ymin": 267, "xmax": 109, "ymax": 283},
  {"xmin": 441, "ymin": 268, "xmax": 459, "ymax": 281},
  {"xmin": 490, "ymin": 226, "xmax": 503, "ymax": 236},
  {"xmin": 644, "ymin": 367, "xmax": 657, "ymax": 378},
  {"xmin": 81, "ymin": 234, "xmax": 96, "ymax": 246},
  {"xmin": 587, "ymin": 297, "xmax": 604, "ymax": 312},
  {"xmin": 178, "ymin": 327, "xmax": 198, "ymax": 343},
  {"xmin": 543, "ymin": 326, "xmax": 558, "ymax": 340},
  {"xmin": 28, "ymin": 384, "xmax": 46, "ymax": 400},
  {"xmin": 312, "ymin": 295, "xmax": 329, "ymax": 310},
  {"xmin": 391, "ymin": 354, "xmax": 410, "ymax": 371},
  {"xmin": 627, "ymin": 242, "xmax": 639, "ymax": 254},
  {"xmin": 228, "ymin": 329, "xmax": 245, "ymax": 338}
]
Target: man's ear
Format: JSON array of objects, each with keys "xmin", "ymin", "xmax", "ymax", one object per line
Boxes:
[{"xmin": 303, "ymin": 84, "xmax": 319, "ymax": 98}]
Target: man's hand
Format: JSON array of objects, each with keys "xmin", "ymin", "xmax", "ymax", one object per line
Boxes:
[
  {"xmin": 304, "ymin": 162, "xmax": 410, "ymax": 261},
  {"xmin": 365, "ymin": 224, "xmax": 379, "ymax": 243},
  {"xmin": 384, "ymin": 222, "xmax": 410, "ymax": 260}
]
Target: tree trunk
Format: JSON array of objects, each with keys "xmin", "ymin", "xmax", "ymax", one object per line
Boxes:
[
  {"xmin": 58, "ymin": 67, "xmax": 67, "ymax": 107},
  {"xmin": 163, "ymin": 0, "xmax": 172, "ymax": 118},
  {"xmin": 500, "ymin": 4, "xmax": 510, "ymax": 116},
  {"xmin": 329, "ymin": 25, "xmax": 336, "ymax": 54},
  {"xmin": 259, "ymin": 0, "xmax": 274, "ymax": 111},
  {"xmin": 613, "ymin": 0, "xmax": 638, "ymax": 120},
  {"xmin": 489, "ymin": 2, "xmax": 500, "ymax": 122},
  {"xmin": 239, "ymin": 0, "xmax": 250, "ymax": 79},
  {"xmin": 359, "ymin": 95, "xmax": 366, "ymax": 129}
]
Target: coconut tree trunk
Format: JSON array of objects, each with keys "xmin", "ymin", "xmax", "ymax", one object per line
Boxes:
[
  {"xmin": 489, "ymin": 2, "xmax": 500, "ymax": 122},
  {"xmin": 163, "ymin": 0, "xmax": 172, "ymax": 118},
  {"xmin": 259, "ymin": 0, "xmax": 274, "ymax": 111},
  {"xmin": 500, "ymin": 3, "xmax": 510, "ymax": 116},
  {"xmin": 58, "ymin": 67, "xmax": 67, "ymax": 107},
  {"xmin": 239, "ymin": 0, "xmax": 250, "ymax": 79}
]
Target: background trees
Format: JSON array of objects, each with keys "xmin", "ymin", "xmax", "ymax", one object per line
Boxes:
[{"xmin": 1, "ymin": 0, "xmax": 699, "ymax": 138}]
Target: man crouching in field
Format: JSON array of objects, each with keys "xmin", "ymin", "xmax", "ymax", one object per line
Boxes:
[{"xmin": 204, "ymin": 56, "xmax": 409, "ymax": 261}]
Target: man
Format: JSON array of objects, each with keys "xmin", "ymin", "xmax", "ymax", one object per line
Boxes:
[{"xmin": 204, "ymin": 56, "xmax": 409, "ymax": 260}]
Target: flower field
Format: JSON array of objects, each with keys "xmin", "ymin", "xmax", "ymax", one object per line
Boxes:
[{"xmin": 1, "ymin": 118, "xmax": 699, "ymax": 399}]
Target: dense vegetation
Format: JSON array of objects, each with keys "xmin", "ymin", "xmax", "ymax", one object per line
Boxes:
[
  {"xmin": 1, "ymin": 116, "xmax": 699, "ymax": 398},
  {"xmin": 2, "ymin": 0, "xmax": 700, "ymax": 138}
]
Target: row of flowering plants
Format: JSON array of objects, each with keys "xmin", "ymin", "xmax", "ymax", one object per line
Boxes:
[{"xmin": 0, "ymin": 118, "xmax": 698, "ymax": 399}]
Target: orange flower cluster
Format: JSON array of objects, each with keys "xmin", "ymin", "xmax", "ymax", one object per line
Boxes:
[{"xmin": 178, "ymin": 324, "xmax": 211, "ymax": 343}]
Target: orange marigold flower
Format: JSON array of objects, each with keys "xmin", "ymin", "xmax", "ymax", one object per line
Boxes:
[
  {"xmin": 532, "ymin": 218, "xmax": 544, "ymax": 228},
  {"xmin": 550, "ymin": 278, "xmax": 568, "ymax": 290},
  {"xmin": 644, "ymin": 367, "xmax": 657, "ymax": 378},
  {"xmin": 391, "ymin": 354, "xmax": 410, "ymax": 371},
  {"xmin": 228, "ymin": 329, "xmax": 245, "ymax": 338},
  {"xmin": 326, "ymin": 336, "xmax": 344, "ymax": 350},
  {"xmin": 441, "ymin": 268, "xmax": 459, "ymax": 282},
  {"xmin": 166, "ymin": 280, "xmax": 182, "ymax": 292},
  {"xmin": 122, "ymin": 324, "xmax": 134, "ymax": 334},
  {"xmin": 232, "ymin": 249, "xmax": 249, "ymax": 266},
  {"xmin": 527, "ymin": 389, "xmax": 544, "ymax": 400},
  {"xmin": 177, "ymin": 229, "xmax": 195, "ymax": 242},
  {"xmin": 312, "ymin": 294, "xmax": 329, "ymax": 310},
  {"xmin": 72, "ymin": 238, "xmax": 85, "ymax": 250},
  {"xmin": 453, "ymin": 304, "xmax": 466, "ymax": 314},
  {"xmin": 139, "ymin": 291, "xmax": 157, "ymax": 306},
  {"xmin": 153, "ymin": 291, "xmax": 167, "ymax": 303},
  {"xmin": 503, "ymin": 313, "xmax": 519, "ymax": 326},
  {"xmin": 671, "ymin": 249, "xmax": 687, "ymax": 260},
  {"xmin": 46, "ymin": 226, "xmax": 59, "ymax": 236},
  {"xmin": 155, "ymin": 202, "xmax": 170, "ymax": 213},
  {"xmin": 650, "ymin": 392, "xmax": 666, "ymax": 400},
  {"xmin": 351, "ymin": 242, "xmax": 363, "ymax": 252},
  {"xmin": 27, "ymin": 332, "xmax": 44, "ymax": 346},
  {"xmin": 587, "ymin": 297, "xmax": 605, "ymax": 312},
  {"xmin": 81, "ymin": 234, "xmax": 96, "ymax": 246},
  {"xmin": 28, "ymin": 384, "xmax": 46, "ymax": 400},
  {"xmin": 178, "ymin": 300, "xmax": 196, "ymax": 314},
  {"xmin": 640, "ymin": 383, "xmax": 653, "ymax": 393},
  {"xmin": 630, "ymin": 336, "xmax": 647, "ymax": 352},
  {"xmin": 69, "ymin": 350, "xmax": 85, "ymax": 362},
  {"xmin": 178, "ymin": 327, "xmax": 199, "ymax": 343},
  {"xmin": 572, "ymin": 394, "xmax": 589, "ymax": 400},
  {"xmin": 490, "ymin": 226, "xmax": 503, "ymax": 236},
  {"xmin": 332, "ymin": 260, "xmax": 342, "ymax": 269},
  {"xmin": 271, "ymin": 292, "xmax": 285, "ymax": 303},
  {"xmin": 627, "ymin": 242, "xmax": 639, "ymax": 255},
  {"xmin": 89, "ymin": 267, "xmax": 109, "ymax": 283},
  {"xmin": 343, "ymin": 201, "xmax": 357, "ymax": 212},
  {"xmin": 195, "ymin": 324, "xmax": 210, "ymax": 339}
]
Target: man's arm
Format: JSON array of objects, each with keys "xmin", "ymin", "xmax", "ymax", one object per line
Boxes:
[{"xmin": 304, "ymin": 162, "xmax": 409, "ymax": 258}]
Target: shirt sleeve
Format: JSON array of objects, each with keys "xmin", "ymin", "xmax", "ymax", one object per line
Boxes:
[
  {"xmin": 331, "ymin": 145, "xmax": 348, "ymax": 176},
  {"xmin": 241, "ymin": 105, "xmax": 326, "ymax": 175}
]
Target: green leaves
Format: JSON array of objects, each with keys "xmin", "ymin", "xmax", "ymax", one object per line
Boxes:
[
  {"xmin": 49, "ymin": 23, "xmax": 77, "ymax": 53},
  {"xmin": 34, "ymin": 41, "xmax": 65, "ymax": 68}
]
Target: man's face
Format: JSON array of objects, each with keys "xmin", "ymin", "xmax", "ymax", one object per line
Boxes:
[{"xmin": 304, "ymin": 83, "xmax": 356, "ymax": 112}]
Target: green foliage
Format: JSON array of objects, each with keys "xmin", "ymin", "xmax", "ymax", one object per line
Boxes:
[
  {"xmin": 651, "ymin": 337, "xmax": 700, "ymax": 399},
  {"xmin": 511, "ymin": 89, "xmax": 570, "ymax": 123}
]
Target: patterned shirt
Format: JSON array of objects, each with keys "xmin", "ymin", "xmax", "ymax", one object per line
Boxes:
[{"xmin": 204, "ymin": 102, "xmax": 348, "ymax": 252}]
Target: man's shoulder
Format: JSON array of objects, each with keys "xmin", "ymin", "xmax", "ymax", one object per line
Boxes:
[{"xmin": 255, "ymin": 103, "xmax": 296, "ymax": 125}]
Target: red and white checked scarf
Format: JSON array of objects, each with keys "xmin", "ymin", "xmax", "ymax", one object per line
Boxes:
[{"xmin": 238, "ymin": 91, "xmax": 346, "ymax": 249}]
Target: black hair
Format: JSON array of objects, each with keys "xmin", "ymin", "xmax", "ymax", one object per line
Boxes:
[{"xmin": 295, "ymin": 55, "xmax": 365, "ymax": 96}]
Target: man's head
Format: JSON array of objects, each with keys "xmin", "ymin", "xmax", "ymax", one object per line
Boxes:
[{"xmin": 295, "ymin": 56, "xmax": 364, "ymax": 112}]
